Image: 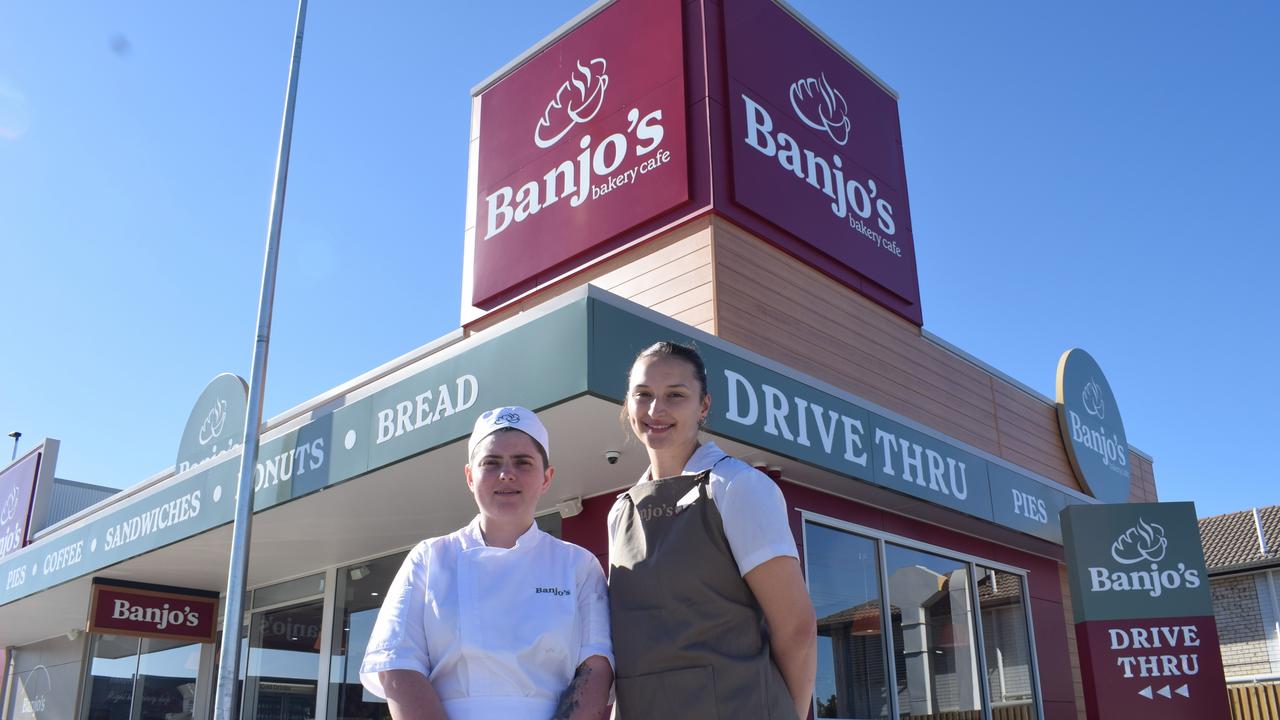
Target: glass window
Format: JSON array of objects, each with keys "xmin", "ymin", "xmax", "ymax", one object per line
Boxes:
[
  {"xmin": 977, "ymin": 566, "xmax": 1035, "ymax": 717},
  {"xmin": 241, "ymin": 600, "xmax": 324, "ymax": 719},
  {"xmin": 82, "ymin": 634, "xmax": 140, "ymax": 720},
  {"xmin": 1257, "ymin": 570, "xmax": 1280, "ymax": 674},
  {"xmin": 134, "ymin": 637, "xmax": 201, "ymax": 720},
  {"xmin": 327, "ymin": 552, "xmax": 409, "ymax": 719},
  {"xmin": 805, "ymin": 517, "xmax": 1041, "ymax": 720},
  {"xmin": 884, "ymin": 543, "xmax": 982, "ymax": 719},
  {"xmin": 806, "ymin": 522, "xmax": 890, "ymax": 719},
  {"xmin": 252, "ymin": 573, "xmax": 325, "ymax": 609}
]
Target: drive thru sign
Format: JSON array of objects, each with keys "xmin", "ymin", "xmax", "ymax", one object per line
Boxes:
[{"xmin": 1062, "ymin": 502, "xmax": 1229, "ymax": 719}]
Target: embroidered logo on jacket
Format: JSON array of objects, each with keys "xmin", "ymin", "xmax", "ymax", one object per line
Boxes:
[{"xmin": 535, "ymin": 586, "xmax": 571, "ymax": 597}]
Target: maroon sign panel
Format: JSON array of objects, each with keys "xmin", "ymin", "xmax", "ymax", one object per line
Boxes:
[
  {"xmin": 89, "ymin": 581, "xmax": 219, "ymax": 643},
  {"xmin": 0, "ymin": 451, "xmax": 42, "ymax": 560},
  {"xmin": 724, "ymin": 0, "xmax": 920, "ymax": 314},
  {"xmin": 1076, "ymin": 616, "xmax": 1229, "ymax": 718},
  {"xmin": 470, "ymin": 0, "xmax": 688, "ymax": 306}
]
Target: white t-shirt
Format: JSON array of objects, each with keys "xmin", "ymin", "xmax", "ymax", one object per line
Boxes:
[
  {"xmin": 607, "ymin": 441, "xmax": 798, "ymax": 577},
  {"xmin": 360, "ymin": 516, "xmax": 613, "ymax": 720}
]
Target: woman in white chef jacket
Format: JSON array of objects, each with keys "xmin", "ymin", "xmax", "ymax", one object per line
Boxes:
[{"xmin": 360, "ymin": 406, "xmax": 613, "ymax": 720}]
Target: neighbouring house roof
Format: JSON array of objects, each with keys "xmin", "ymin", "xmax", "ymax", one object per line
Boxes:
[{"xmin": 1199, "ymin": 505, "xmax": 1280, "ymax": 574}]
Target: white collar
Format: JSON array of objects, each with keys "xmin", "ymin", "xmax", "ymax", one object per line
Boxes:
[
  {"xmin": 681, "ymin": 441, "xmax": 729, "ymax": 474},
  {"xmin": 628, "ymin": 441, "xmax": 730, "ymax": 490},
  {"xmin": 461, "ymin": 514, "xmax": 543, "ymax": 551}
]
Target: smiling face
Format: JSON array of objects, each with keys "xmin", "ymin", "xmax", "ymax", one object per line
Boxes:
[
  {"xmin": 626, "ymin": 354, "xmax": 711, "ymax": 478},
  {"xmin": 464, "ymin": 429, "xmax": 553, "ymax": 534}
]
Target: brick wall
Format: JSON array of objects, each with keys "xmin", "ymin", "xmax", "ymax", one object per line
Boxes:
[{"xmin": 1212, "ymin": 573, "xmax": 1274, "ymax": 677}]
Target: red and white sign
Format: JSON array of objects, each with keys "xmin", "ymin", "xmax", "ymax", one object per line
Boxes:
[
  {"xmin": 89, "ymin": 581, "xmax": 219, "ymax": 643},
  {"xmin": 1075, "ymin": 616, "xmax": 1230, "ymax": 718},
  {"xmin": 724, "ymin": 0, "xmax": 920, "ymax": 318},
  {"xmin": 468, "ymin": 0, "xmax": 688, "ymax": 306},
  {"xmin": 0, "ymin": 448, "xmax": 47, "ymax": 560}
]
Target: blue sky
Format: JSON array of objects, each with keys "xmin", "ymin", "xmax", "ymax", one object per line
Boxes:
[{"xmin": 1, "ymin": 1, "xmax": 1276, "ymax": 518}]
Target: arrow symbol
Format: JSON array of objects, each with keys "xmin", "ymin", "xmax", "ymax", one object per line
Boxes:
[
  {"xmin": 1175, "ymin": 684, "xmax": 1190, "ymax": 698},
  {"xmin": 1139, "ymin": 686, "xmax": 1153, "ymax": 699},
  {"xmin": 1157, "ymin": 685, "xmax": 1172, "ymax": 698}
]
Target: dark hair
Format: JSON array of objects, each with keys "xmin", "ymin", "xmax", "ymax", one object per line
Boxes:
[
  {"xmin": 630, "ymin": 341, "xmax": 709, "ymax": 400},
  {"xmin": 469, "ymin": 427, "xmax": 550, "ymax": 470}
]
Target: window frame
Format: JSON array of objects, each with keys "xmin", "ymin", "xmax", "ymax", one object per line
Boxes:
[{"xmin": 801, "ymin": 510, "xmax": 1044, "ymax": 720}]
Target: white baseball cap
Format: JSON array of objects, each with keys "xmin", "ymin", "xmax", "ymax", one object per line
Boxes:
[{"xmin": 467, "ymin": 406, "xmax": 550, "ymax": 462}]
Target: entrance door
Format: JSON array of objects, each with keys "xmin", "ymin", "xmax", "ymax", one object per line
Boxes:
[{"xmin": 241, "ymin": 600, "xmax": 324, "ymax": 720}]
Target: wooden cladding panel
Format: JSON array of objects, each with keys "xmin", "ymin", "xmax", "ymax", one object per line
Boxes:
[
  {"xmin": 466, "ymin": 221, "xmax": 716, "ymax": 335},
  {"xmin": 991, "ymin": 386, "xmax": 1081, "ymax": 490},
  {"xmin": 714, "ymin": 234, "xmax": 994, "ymax": 400},
  {"xmin": 714, "ymin": 225, "xmax": 1003, "ymax": 456},
  {"xmin": 1128, "ymin": 455, "xmax": 1158, "ymax": 502},
  {"xmin": 591, "ymin": 225, "xmax": 714, "ymax": 304},
  {"xmin": 711, "ymin": 223, "xmax": 1149, "ymax": 500}
]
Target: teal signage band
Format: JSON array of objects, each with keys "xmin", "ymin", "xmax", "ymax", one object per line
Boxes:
[
  {"xmin": 1, "ymin": 290, "xmax": 1097, "ymax": 607},
  {"xmin": 587, "ymin": 295, "xmax": 1088, "ymax": 544},
  {"xmin": 1056, "ymin": 348, "xmax": 1130, "ymax": 503},
  {"xmin": 1061, "ymin": 502, "xmax": 1212, "ymax": 623},
  {"xmin": 0, "ymin": 301, "xmax": 590, "ymax": 606}
]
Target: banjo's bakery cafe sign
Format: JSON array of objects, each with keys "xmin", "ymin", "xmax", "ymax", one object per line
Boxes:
[
  {"xmin": 88, "ymin": 579, "xmax": 218, "ymax": 643},
  {"xmin": 1062, "ymin": 502, "xmax": 1229, "ymax": 718},
  {"xmin": 464, "ymin": 0, "xmax": 921, "ymax": 324},
  {"xmin": 723, "ymin": 0, "xmax": 918, "ymax": 318},
  {"xmin": 468, "ymin": 0, "xmax": 689, "ymax": 306}
]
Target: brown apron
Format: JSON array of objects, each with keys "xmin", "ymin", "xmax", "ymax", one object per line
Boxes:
[{"xmin": 609, "ymin": 467, "xmax": 797, "ymax": 720}]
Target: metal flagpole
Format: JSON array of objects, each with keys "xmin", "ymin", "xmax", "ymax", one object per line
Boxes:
[{"xmin": 212, "ymin": 0, "xmax": 308, "ymax": 717}]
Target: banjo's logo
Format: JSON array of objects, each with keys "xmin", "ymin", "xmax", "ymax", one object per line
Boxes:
[
  {"xmin": 197, "ymin": 398, "xmax": 229, "ymax": 446},
  {"xmin": 1111, "ymin": 517, "xmax": 1168, "ymax": 564},
  {"xmin": 789, "ymin": 73, "xmax": 850, "ymax": 146},
  {"xmin": 18, "ymin": 664, "xmax": 51, "ymax": 714},
  {"xmin": 1082, "ymin": 378, "xmax": 1107, "ymax": 420},
  {"xmin": 1, "ymin": 486, "xmax": 19, "ymax": 525},
  {"xmin": 534, "ymin": 58, "xmax": 609, "ymax": 149},
  {"xmin": 1089, "ymin": 517, "xmax": 1198, "ymax": 598}
]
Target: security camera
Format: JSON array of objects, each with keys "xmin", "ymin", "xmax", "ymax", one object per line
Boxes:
[{"xmin": 604, "ymin": 450, "xmax": 621, "ymax": 465}]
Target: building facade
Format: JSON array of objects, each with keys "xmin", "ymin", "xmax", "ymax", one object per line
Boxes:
[{"xmin": 0, "ymin": 1, "xmax": 1160, "ymax": 719}]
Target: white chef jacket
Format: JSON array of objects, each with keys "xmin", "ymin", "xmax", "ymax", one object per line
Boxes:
[
  {"xmin": 360, "ymin": 516, "xmax": 612, "ymax": 720},
  {"xmin": 607, "ymin": 441, "xmax": 798, "ymax": 577}
]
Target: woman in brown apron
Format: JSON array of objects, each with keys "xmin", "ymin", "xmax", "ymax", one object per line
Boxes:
[{"xmin": 608, "ymin": 341, "xmax": 817, "ymax": 719}]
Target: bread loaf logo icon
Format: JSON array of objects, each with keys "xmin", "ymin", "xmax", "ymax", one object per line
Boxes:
[
  {"xmin": 197, "ymin": 399, "xmax": 229, "ymax": 446},
  {"xmin": 1081, "ymin": 378, "xmax": 1106, "ymax": 420},
  {"xmin": 1110, "ymin": 517, "xmax": 1168, "ymax": 565},
  {"xmin": 534, "ymin": 58, "xmax": 609, "ymax": 149},
  {"xmin": 0, "ymin": 486, "xmax": 18, "ymax": 525},
  {"xmin": 789, "ymin": 73, "xmax": 850, "ymax": 146}
]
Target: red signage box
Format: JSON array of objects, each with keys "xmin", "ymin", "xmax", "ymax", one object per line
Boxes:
[
  {"xmin": 469, "ymin": 0, "xmax": 689, "ymax": 306},
  {"xmin": 1075, "ymin": 616, "xmax": 1230, "ymax": 718},
  {"xmin": 464, "ymin": 0, "xmax": 922, "ymax": 325},
  {"xmin": 1, "ymin": 442, "xmax": 58, "ymax": 560},
  {"xmin": 88, "ymin": 579, "xmax": 219, "ymax": 643},
  {"xmin": 721, "ymin": 0, "xmax": 918, "ymax": 315}
]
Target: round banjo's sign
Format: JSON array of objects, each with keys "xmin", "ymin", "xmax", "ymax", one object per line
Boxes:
[
  {"xmin": 1056, "ymin": 349, "xmax": 1130, "ymax": 503},
  {"xmin": 176, "ymin": 373, "xmax": 248, "ymax": 475}
]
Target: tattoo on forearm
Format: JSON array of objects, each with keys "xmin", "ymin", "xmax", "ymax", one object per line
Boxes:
[{"xmin": 552, "ymin": 661, "xmax": 593, "ymax": 720}]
